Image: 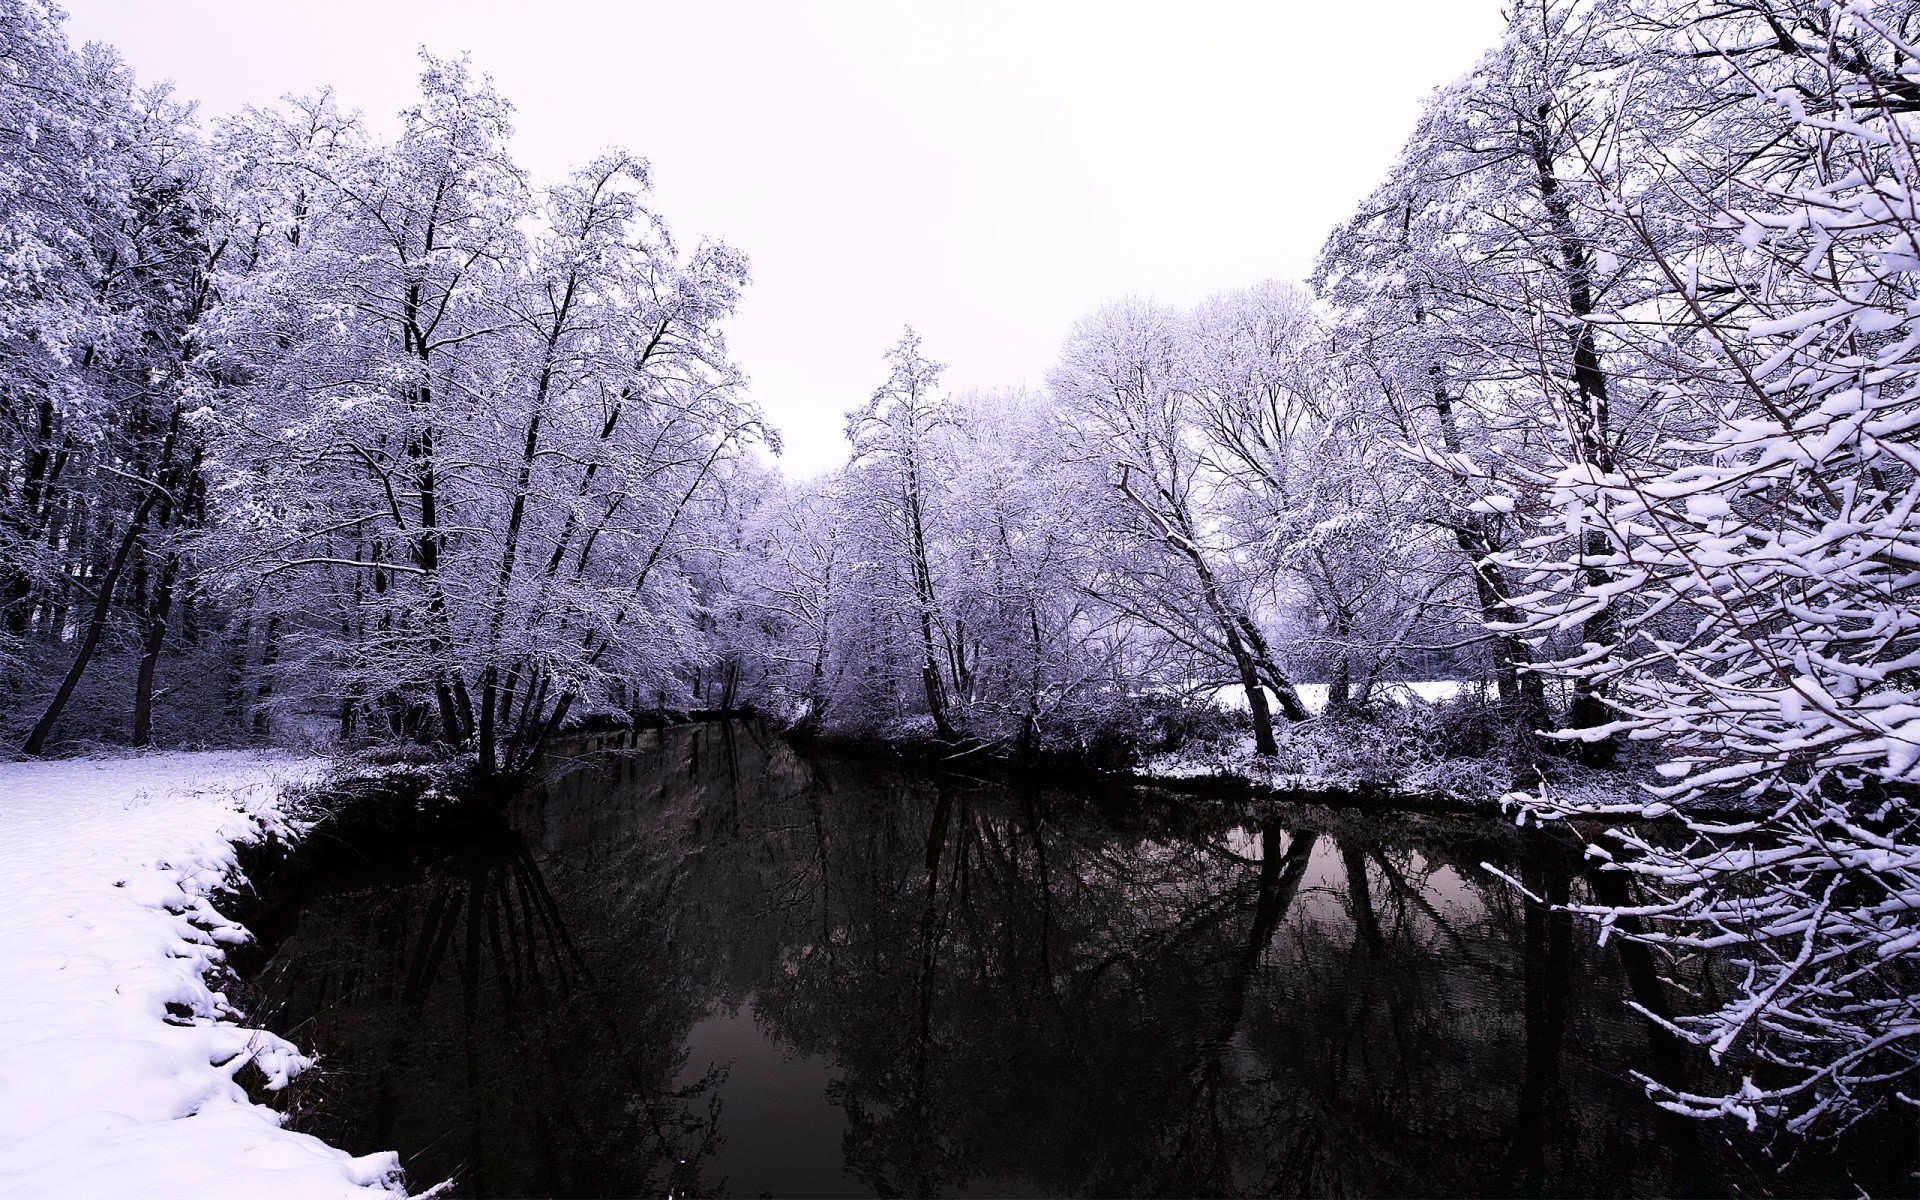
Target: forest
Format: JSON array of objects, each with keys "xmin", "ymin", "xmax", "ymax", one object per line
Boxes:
[{"xmin": 1, "ymin": 0, "xmax": 1916, "ymax": 1165}]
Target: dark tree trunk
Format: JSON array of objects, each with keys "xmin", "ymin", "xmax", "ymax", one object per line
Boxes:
[
  {"xmin": 478, "ymin": 665, "xmax": 498, "ymax": 775},
  {"xmin": 1114, "ymin": 465, "xmax": 1306, "ymax": 755},
  {"xmin": 4, "ymin": 397, "xmax": 58, "ymax": 638},
  {"xmin": 903, "ymin": 459, "xmax": 956, "ymax": 741},
  {"xmin": 1529, "ymin": 117, "xmax": 1621, "ymax": 766},
  {"xmin": 224, "ymin": 606, "xmax": 253, "ymax": 725},
  {"xmin": 1427, "ymin": 374, "xmax": 1550, "ymax": 741},
  {"xmin": 1019, "ymin": 599, "xmax": 1044, "ymax": 755},
  {"xmin": 253, "ymin": 613, "xmax": 281, "ymax": 737},
  {"xmin": 131, "ymin": 549, "xmax": 179, "ymax": 746},
  {"xmin": 1230, "ymin": 630, "xmax": 1280, "ymax": 758},
  {"xmin": 801, "ymin": 640, "xmax": 830, "ymax": 730},
  {"xmin": 22, "ymin": 489, "xmax": 161, "ymax": 756}
]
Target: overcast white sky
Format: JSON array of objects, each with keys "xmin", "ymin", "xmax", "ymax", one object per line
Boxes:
[{"xmin": 61, "ymin": 1, "xmax": 1505, "ymax": 476}]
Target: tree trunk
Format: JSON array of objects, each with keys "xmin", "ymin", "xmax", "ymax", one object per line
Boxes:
[
  {"xmin": 252, "ymin": 614, "xmax": 282, "ymax": 737},
  {"xmin": 1190, "ymin": 550, "xmax": 1282, "ymax": 753},
  {"xmin": 902, "ymin": 457, "xmax": 956, "ymax": 741},
  {"xmin": 1329, "ymin": 652, "xmax": 1352, "ymax": 713},
  {"xmin": 1529, "ymin": 118, "xmax": 1621, "ymax": 765},
  {"xmin": 1114, "ymin": 467, "xmax": 1295, "ymax": 754},
  {"xmin": 131, "ymin": 549, "xmax": 179, "ymax": 746},
  {"xmin": 1233, "ymin": 611, "xmax": 1311, "ymax": 722},
  {"xmin": 1019, "ymin": 599, "xmax": 1044, "ymax": 755},
  {"xmin": 22, "ymin": 489, "xmax": 161, "ymax": 756},
  {"xmin": 479, "ymin": 293, "xmax": 569, "ymax": 775},
  {"xmin": 1426, "ymin": 374, "xmax": 1550, "ymax": 740},
  {"xmin": 478, "ymin": 665, "xmax": 498, "ymax": 775},
  {"xmin": 1230, "ymin": 630, "xmax": 1280, "ymax": 757},
  {"xmin": 4, "ymin": 398, "xmax": 58, "ymax": 638},
  {"xmin": 802, "ymin": 639, "xmax": 830, "ymax": 729},
  {"xmin": 225, "ymin": 604, "xmax": 253, "ymax": 725}
]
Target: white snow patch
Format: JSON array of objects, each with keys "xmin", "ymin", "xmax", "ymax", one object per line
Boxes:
[
  {"xmin": 1216, "ymin": 679, "xmax": 1471, "ymax": 714},
  {"xmin": 1295, "ymin": 679, "xmax": 1468, "ymax": 712},
  {"xmin": 0, "ymin": 752, "xmax": 403, "ymax": 1200}
]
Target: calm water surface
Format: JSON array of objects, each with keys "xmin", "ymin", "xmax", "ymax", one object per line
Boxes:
[{"xmin": 250, "ymin": 722, "xmax": 1908, "ymax": 1197}]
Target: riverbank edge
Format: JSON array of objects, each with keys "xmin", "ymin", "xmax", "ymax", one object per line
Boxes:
[
  {"xmin": 223, "ymin": 758, "xmax": 498, "ymax": 968},
  {"xmin": 770, "ymin": 721, "xmax": 1779, "ymax": 825},
  {"xmin": 213, "ymin": 755, "xmax": 515, "ymax": 1195},
  {"xmin": 776, "ymin": 724, "xmax": 1500, "ymax": 815},
  {"xmin": 235, "ymin": 695, "xmax": 1611, "ymax": 821},
  {"xmin": 249, "ymin": 712, "xmax": 1683, "ymax": 865}
]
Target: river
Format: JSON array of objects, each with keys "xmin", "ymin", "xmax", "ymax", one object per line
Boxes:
[{"xmin": 246, "ymin": 721, "xmax": 1909, "ymax": 1197}]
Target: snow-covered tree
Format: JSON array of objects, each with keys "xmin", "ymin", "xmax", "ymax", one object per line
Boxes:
[
  {"xmin": 1184, "ymin": 283, "xmax": 1460, "ymax": 713},
  {"xmin": 1495, "ymin": 0, "xmax": 1920, "ymax": 1138},
  {"xmin": 1314, "ymin": 0, "xmax": 1682, "ymax": 751},
  {"xmin": 935, "ymin": 388, "xmax": 1112, "ymax": 748},
  {"xmin": 205, "ymin": 55, "xmax": 765, "ymax": 770},
  {"xmin": 843, "ymin": 328, "xmax": 962, "ymax": 741},
  {"xmin": 1052, "ymin": 299, "xmax": 1311, "ymax": 756}
]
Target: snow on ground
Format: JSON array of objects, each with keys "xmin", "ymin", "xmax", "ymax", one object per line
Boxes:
[
  {"xmin": 0, "ymin": 752, "xmax": 402, "ymax": 1200},
  {"xmin": 1290, "ymin": 679, "xmax": 1468, "ymax": 714},
  {"xmin": 1211, "ymin": 679, "xmax": 1473, "ymax": 714},
  {"xmin": 1145, "ymin": 681, "xmax": 1510, "ymax": 802}
]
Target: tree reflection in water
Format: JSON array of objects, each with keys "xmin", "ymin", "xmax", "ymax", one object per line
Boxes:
[{"xmin": 252, "ymin": 722, "xmax": 1905, "ymax": 1198}]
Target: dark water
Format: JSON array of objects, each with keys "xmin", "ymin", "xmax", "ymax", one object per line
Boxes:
[{"xmin": 250, "ymin": 723, "xmax": 1909, "ymax": 1198}]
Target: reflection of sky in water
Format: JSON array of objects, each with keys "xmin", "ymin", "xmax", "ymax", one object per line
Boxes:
[
  {"xmin": 1424, "ymin": 863, "xmax": 1488, "ymax": 922},
  {"xmin": 674, "ymin": 1002, "xmax": 1049, "ymax": 1200},
  {"xmin": 675, "ymin": 1002, "xmax": 864, "ymax": 1199}
]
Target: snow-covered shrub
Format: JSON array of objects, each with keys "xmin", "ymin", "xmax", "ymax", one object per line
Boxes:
[
  {"xmin": 1288, "ymin": 694, "xmax": 1519, "ymax": 799},
  {"xmin": 1045, "ymin": 692, "xmax": 1248, "ymax": 770},
  {"xmin": 1504, "ymin": 0, "xmax": 1920, "ymax": 1138}
]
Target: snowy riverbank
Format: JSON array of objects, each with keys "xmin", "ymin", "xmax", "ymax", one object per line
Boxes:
[
  {"xmin": 1144, "ymin": 682, "xmax": 1516, "ymax": 806},
  {"xmin": 1139, "ymin": 683, "xmax": 1652, "ymax": 813},
  {"xmin": 0, "ymin": 753, "xmax": 403, "ymax": 1200}
]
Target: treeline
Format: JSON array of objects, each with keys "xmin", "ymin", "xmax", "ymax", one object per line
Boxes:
[
  {"xmin": 0, "ymin": 0, "xmax": 1485, "ymax": 768},
  {"xmin": 724, "ymin": 298, "xmax": 1473, "ymax": 759}
]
